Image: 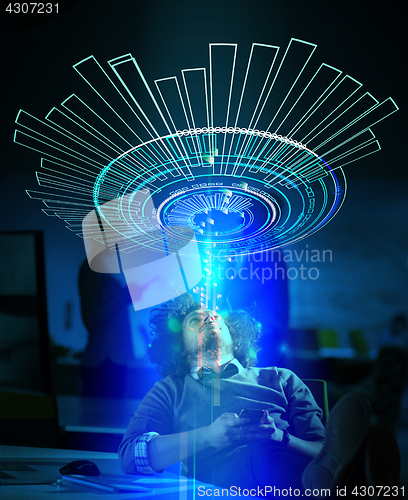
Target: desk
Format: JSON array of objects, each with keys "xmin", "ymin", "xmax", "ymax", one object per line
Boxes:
[{"xmin": 0, "ymin": 445, "xmax": 234, "ymax": 499}]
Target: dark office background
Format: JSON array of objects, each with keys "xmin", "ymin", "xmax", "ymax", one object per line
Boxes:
[{"xmin": 0, "ymin": 0, "xmax": 407, "ymax": 481}]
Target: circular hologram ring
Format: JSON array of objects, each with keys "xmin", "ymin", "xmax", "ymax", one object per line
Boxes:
[
  {"xmin": 94, "ymin": 128, "xmax": 346, "ymax": 257},
  {"xmin": 156, "ymin": 185, "xmax": 279, "ymax": 248}
]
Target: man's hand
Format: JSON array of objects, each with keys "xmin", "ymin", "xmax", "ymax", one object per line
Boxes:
[
  {"xmin": 149, "ymin": 410, "xmax": 321, "ymax": 472},
  {"xmin": 236, "ymin": 410, "xmax": 284, "ymax": 443},
  {"xmin": 206, "ymin": 411, "xmax": 285, "ymax": 450},
  {"xmin": 239, "ymin": 411, "xmax": 324, "ymax": 459},
  {"xmin": 206, "ymin": 413, "xmax": 251, "ymax": 450}
]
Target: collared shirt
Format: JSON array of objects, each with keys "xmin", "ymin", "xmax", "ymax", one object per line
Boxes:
[
  {"xmin": 132, "ymin": 359, "xmax": 241, "ymax": 474},
  {"xmin": 189, "ymin": 358, "xmax": 240, "ymax": 381}
]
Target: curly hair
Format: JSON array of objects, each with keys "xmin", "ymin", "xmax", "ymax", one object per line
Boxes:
[{"xmin": 149, "ymin": 294, "xmax": 262, "ymax": 378}]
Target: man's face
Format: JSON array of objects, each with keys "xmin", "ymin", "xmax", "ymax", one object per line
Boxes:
[{"xmin": 182, "ymin": 309, "xmax": 234, "ymax": 367}]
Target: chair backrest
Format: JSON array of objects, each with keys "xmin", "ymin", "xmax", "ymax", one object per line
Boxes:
[
  {"xmin": 0, "ymin": 390, "xmax": 60, "ymax": 448},
  {"xmin": 302, "ymin": 378, "xmax": 329, "ymax": 426}
]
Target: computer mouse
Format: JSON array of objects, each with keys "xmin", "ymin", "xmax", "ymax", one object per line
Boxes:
[{"xmin": 59, "ymin": 460, "xmax": 101, "ymax": 476}]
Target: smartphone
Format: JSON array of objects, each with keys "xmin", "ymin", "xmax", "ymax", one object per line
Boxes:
[{"xmin": 239, "ymin": 408, "xmax": 264, "ymax": 423}]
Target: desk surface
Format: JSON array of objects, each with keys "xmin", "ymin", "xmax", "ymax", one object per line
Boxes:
[{"xmin": 0, "ymin": 445, "xmax": 226, "ymax": 499}]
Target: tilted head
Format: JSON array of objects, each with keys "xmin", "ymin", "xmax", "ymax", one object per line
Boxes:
[
  {"xmin": 149, "ymin": 294, "xmax": 262, "ymax": 378},
  {"xmin": 182, "ymin": 308, "xmax": 234, "ymax": 369}
]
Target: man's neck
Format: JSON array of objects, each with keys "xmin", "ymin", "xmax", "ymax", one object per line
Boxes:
[{"xmin": 190, "ymin": 353, "xmax": 234, "ymax": 373}]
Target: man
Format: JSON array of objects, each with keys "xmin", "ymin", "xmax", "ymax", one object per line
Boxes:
[{"xmin": 118, "ymin": 294, "xmax": 400, "ymax": 492}]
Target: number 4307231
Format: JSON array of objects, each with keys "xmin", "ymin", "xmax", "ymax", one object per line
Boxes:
[{"xmin": 5, "ymin": 3, "xmax": 59, "ymax": 14}]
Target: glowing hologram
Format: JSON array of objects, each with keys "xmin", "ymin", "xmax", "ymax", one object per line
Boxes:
[
  {"xmin": 16, "ymin": 40, "xmax": 397, "ymax": 263},
  {"xmin": 81, "ymin": 190, "xmax": 202, "ymax": 310},
  {"xmin": 89, "ymin": 127, "xmax": 342, "ymax": 256}
]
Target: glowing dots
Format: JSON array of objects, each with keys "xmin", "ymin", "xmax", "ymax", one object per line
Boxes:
[
  {"xmin": 248, "ymin": 348, "xmax": 257, "ymax": 359},
  {"xmin": 202, "ymin": 147, "xmax": 218, "ymax": 165},
  {"xmin": 168, "ymin": 318, "xmax": 181, "ymax": 332}
]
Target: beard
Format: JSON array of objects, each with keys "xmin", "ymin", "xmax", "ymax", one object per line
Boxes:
[{"xmin": 188, "ymin": 325, "xmax": 234, "ymax": 366}]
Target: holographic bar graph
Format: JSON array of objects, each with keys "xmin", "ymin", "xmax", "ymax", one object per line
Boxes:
[{"xmin": 15, "ymin": 39, "xmax": 397, "ymax": 264}]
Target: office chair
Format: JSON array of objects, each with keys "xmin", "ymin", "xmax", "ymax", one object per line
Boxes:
[{"xmin": 302, "ymin": 378, "xmax": 330, "ymax": 425}]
